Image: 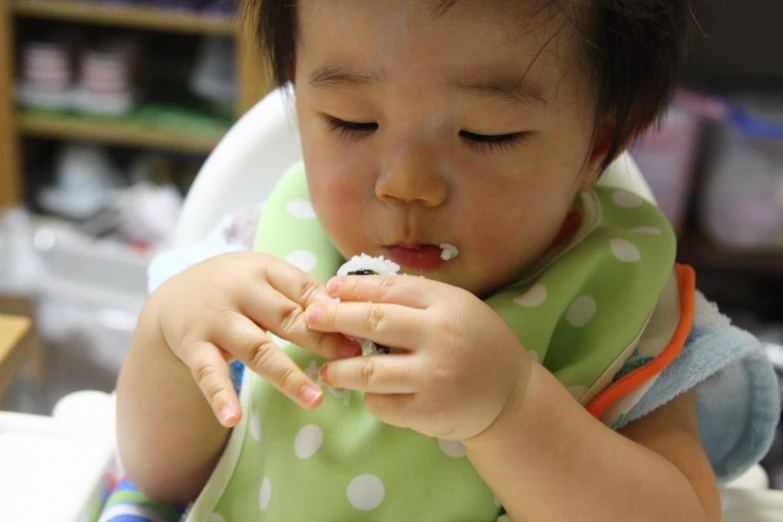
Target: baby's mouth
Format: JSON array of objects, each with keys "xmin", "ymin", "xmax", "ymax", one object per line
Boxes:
[{"xmin": 383, "ymin": 243, "xmax": 458, "ymax": 270}]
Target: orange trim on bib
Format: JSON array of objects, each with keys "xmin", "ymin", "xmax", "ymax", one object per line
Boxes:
[{"xmin": 586, "ymin": 263, "xmax": 696, "ymax": 421}]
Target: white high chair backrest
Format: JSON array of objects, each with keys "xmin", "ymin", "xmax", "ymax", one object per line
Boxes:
[{"xmin": 174, "ymin": 87, "xmax": 657, "ymax": 247}]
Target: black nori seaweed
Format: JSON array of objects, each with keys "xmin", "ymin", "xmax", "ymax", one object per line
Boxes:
[
  {"xmin": 347, "ymin": 268, "xmax": 392, "ymax": 354},
  {"xmin": 347, "ymin": 269, "xmax": 378, "ymax": 276}
]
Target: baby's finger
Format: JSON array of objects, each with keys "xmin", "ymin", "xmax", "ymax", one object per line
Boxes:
[
  {"xmin": 239, "ymin": 285, "xmax": 350, "ymax": 360},
  {"xmin": 305, "ymin": 301, "xmax": 423, "ymax": 350},
  {"xmin": 265, "ymin": 258, "xmax": 334, "ymax": 308},
  {"xmin": 178, "ymin": 340, "xmax": 242, "ymax": 427},
  {"xmin": 326, "ymin": 275, "xmax": 442, "ymax": 308},
  {"xmin": 210, "ymin": 311, "xmax": 324, "ymax": 409},
  {"xmin": 319, "ymin": 354, "xmax": 421, "ymax": 394},
  {"xmin": 363, "ymin": 393, "xmax": 417, "ymax": 429}
]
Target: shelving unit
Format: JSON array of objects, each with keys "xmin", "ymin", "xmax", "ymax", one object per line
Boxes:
[
  {"xmin": 0, "ymin": 0, "xmax": 272, "ymax": 208},
  {"xmin": 0, "ymin": 0, "xmax": 21, "ymax": 209},
  {"xmin": 18, "ymin": 109, "xmax": 229, "ymax": 153},
  {"xmin": 12, "ymin": 0, "xmax": 236, "ymax": 35}
]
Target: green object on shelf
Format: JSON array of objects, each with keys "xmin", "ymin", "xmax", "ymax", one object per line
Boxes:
[
  {"xmin": 20, "ymin": 104, "xmax": 232, "ymax": 135},
  {"xmin": 131, "ymin": 104, "xmax": 233, "ymax": 134}
]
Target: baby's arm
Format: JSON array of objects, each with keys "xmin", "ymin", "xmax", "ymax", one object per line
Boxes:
[
  {"xmin": 116, "ymin": 252, "xmax": 347, "ymax": 505},
  {"xmin": 116, "ymin": 287, "xmax": 231, "ymax": 504},
  {"xmin": 464, "ymin": 363, "xmax": 721, "ymax": 521}
]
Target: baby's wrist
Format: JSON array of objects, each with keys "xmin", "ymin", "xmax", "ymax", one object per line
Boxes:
[
  {"xmin": 463, "ymin": 359, "xmax": 535, "ymax": 450},
  {"xmin": 135, "ymin": 293, "xmax": 179, "ymax": 362}
]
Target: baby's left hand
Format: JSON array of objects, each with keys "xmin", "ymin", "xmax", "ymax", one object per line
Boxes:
[{"xmin": 305, "ymin": 275, "xmax": 531, "ymax": 441}]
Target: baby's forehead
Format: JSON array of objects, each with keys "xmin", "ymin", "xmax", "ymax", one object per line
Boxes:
[{"xmin": 296, "ymin": 0, "xmax": 589, "ymax": 98}]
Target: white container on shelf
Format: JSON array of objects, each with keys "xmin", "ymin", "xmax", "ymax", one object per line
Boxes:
[{"xmin": 700, "ymin": 93, "xmax": 783, "ymax": 250}]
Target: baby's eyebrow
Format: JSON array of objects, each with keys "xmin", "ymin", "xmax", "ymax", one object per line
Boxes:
[
  {"xmin": 309, "ymin": 64, "xmax": 383, "ymax": 90},
  {"xmin": 450, "ymin": 74, "xmax": 548, "ymax": 106},
  {"xmin": 308, "ymin": 64, "xmax": 548, "ymax": 107}
]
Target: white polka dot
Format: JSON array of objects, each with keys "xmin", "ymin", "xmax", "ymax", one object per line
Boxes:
[
  {"xmin": 347, "ymin": 475, "xmax": 385, "ymax": 510},
  {"xmin": 566, "ymin": 296, "xmax": 597, "ymax": 327},
  {"xmin": 259, "ymin": 477, "xmax": 271, "ymax": 511},
  {"xmin": 295, "ymin": 424, "xmax": 324, "ymax": 459},
  {"xmin": 438, "ymin": 439, "xmax": 465, "ymax": 458},
  {"xmin": 209, "ymin": 515, "xmax": 226, "ymax": 522},
  {"xmin": 610, "ymin": 238, "xmax": 641, "ymax": 262},
  {"xmin": 568, "ymin": 385, "xmax": 589, "ymax": 400},
  {"xmin": 632, "ymin": 226, "xmax": 662, "ymax": 235},
  {"xmin": 612, "ymin": 190, "xmax": 644, "ymax": 208},
  {"xmin": 513, "ymin": 284, "xmax": 547, "ymax": 308},
  {"xmin": 286, "ymin": 199, "xmax": 316, "ymax": 219},
  {"xmin": 250, "ymin": 410, "xmax": 261, "ymax": 442},
  {"xmin": 494, "ymin": 496, "xmax": 502, "ymax": 508},
  {"xmin": 269, "ymin": 333, "xmax": 290, "ymax": 349},
  {"xmin": 285, "ymin": 250, "xmax": 318, "ymax": 272},
  {"xmin": 527, "ymin": 350, "xmax": 539, "ymax": 363}
]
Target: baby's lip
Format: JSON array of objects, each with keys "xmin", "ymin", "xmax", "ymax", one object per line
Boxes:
[
  {"xmin": 384, "ymin": 245, "xmax": 445, "ymax": 270},
  {"xmin": 388, "ymin": 243, "xmax": 429, "ymax": 248},
  {"xmin": 386, "ymin": 240, "xmax": 443, "ymax": 249}
]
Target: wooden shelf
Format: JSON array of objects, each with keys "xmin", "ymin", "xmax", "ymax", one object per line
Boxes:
[
  {"xmin": 678, "ymin": 231, "xmax": 783, "ymax": 278},
  {"xmin": 12, "ymin": 0, "xmax": 236, "ymax": 35},
  {"xmin": 18, "ymin": 110, "xmax": 227, "ymax": 153}
]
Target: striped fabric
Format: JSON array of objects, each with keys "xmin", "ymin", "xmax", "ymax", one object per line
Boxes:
[{"xmin": 97, "ymin": 479, "xmax": 184, "ymax": 522}]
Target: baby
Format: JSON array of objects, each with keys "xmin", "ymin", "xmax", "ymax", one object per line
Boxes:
[{"xmin": 110, "ymin": 1, "xmax": 779, "ymax": 521}]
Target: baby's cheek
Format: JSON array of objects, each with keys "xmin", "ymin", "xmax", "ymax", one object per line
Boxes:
[
  {"xmin": 309, "ymin": 178, "xmax": 368, "ymax": 255},
  {"xmin": 308, "ymin": 164, "xmax": 361, "ymax": 217},
  {"xmin": 472, "ymin": 211, "xmax": 554, "ymax": 273}
]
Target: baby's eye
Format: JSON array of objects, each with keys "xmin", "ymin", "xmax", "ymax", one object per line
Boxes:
[
  {"xmin": 460, "ymin": 130, "xmax": 529, "ymax": 153},
  {"xmin": 324, "ymin": 116, "xmax": 378, "ymax": 140}
]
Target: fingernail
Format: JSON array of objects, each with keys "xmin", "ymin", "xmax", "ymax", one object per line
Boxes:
[
  {"xmin": 218, "ymin": 405, "xmax": 235, "ymax": 425},
  {"xmin": 327, "ymin": 277, "xmax": 343, "ymax": 295},
  {"xmin": 305, "ymin": 305, "xmax": 321, "ymax": 324},
  {"xmin": 319, "ymin": 365, "xmax": 330, "ymax": 387},
  {"xmin": 300, "ymin": 385, "xmax": 322, "ymax": 406}
]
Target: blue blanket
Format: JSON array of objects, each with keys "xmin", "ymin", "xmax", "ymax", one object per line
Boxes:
[{"xmin": 619, "ymin": 291, "xmax": 780, "ymax": 484}]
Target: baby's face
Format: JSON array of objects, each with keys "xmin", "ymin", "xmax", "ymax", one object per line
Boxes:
[{"xmin": 295, "ymin": 0, "xmax": 606, "ymax": 296}]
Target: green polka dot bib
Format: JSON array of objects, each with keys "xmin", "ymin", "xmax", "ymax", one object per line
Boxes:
[{"xmin": 186, "ymin": 162, "xmax": 677, "ymax": 521}]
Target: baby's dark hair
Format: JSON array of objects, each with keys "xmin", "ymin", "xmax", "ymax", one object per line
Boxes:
[{"xmin": 248, "ymin": 0, "xmax": 696, "ymax": 170}]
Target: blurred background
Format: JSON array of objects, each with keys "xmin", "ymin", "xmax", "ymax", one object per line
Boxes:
[{"xmin": 0, "ymin": 0, "xmax": 782, "ymax": 487}]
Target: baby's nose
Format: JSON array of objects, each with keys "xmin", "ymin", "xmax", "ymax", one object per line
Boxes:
[{"xmin": 375, "ymin": 144, "xmax": 448, "ymax": 207}]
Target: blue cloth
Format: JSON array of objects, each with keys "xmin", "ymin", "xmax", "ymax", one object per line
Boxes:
[
  {"xmin": 617, "ymin": 291, "xmax": 780, "ymax": 484},
  {"xmin": 98, "ymin": 479, "xmax": 184, "ymax": 522}
]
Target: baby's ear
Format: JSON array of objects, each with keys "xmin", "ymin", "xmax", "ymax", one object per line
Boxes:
[
  {"xmin": 287, "ymin": 62, "xmax": 296, "ymax": 83},
  {"xmin": 581, "ymin": 122, "xmax": 614, "ymax": 191}
]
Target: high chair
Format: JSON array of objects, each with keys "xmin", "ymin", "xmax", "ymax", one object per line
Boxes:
[{"xmin": 1, "ymin": 86, "xmax": 780, "ymax": 521}]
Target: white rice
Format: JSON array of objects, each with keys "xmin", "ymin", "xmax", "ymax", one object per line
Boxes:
[
  {"xmin": 337, "ymin": 254, "xmax": 400, "ymax": 356},
  {"xmin": 360, "ymin": 338, "xmax": 379, "ymax": 356},
  {"xmin": 440, "ymin": 243, "xmax": 459, "ymax": 260},
  {"xmin": 337, "ymin": 254, "xmax": 401, "ymax": 276}
]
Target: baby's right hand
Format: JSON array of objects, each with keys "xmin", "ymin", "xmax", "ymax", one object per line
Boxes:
[{"xmin": 148, "ymin": 251, "xmax": 357, "ymax": 427}]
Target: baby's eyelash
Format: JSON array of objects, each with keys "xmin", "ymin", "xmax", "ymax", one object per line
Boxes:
[
  {"xmin": 323, "ymin": 116, "xmax": 528, "ymax": 153},
  {"xmin": 324, "ymin": 116, "xmax": 378, "ymax": 140},
  {"xmin": 460, "ymin": 131, "xmax": 530, "ymax": 153}
]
